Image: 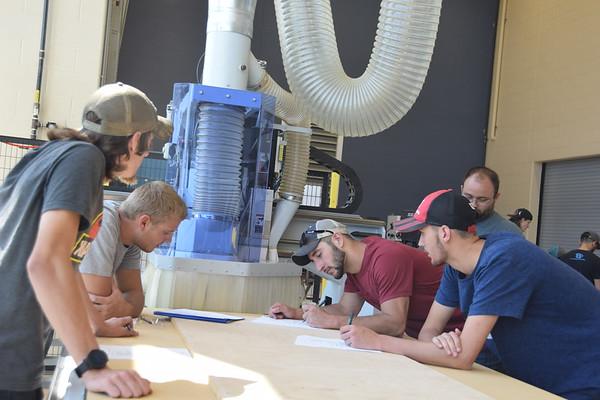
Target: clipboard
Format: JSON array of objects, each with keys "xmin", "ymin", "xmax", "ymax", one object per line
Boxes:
[{"xmin": 154, "ymin": 308, "xmax": 245, "ymax": 324}]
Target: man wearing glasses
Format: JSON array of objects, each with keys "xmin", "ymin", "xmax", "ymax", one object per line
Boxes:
[
  {"xmin": 269, "ymin": 219, "xmax": 464, "ymax": 338},
  {"xmin": 461, "ymin": 166, "xmax": 522, "ymax": 236}
]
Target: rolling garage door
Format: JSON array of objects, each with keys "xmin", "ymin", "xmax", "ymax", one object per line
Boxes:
[{"xmin": 538, "ymin": 157, "xmax": 600, "ymax": 255}]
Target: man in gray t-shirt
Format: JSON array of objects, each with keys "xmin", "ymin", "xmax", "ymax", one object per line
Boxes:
[
  {"xmin": 461, "ymin": 167, "xmax": 522, "ymax": 237},
  {"xmin": 81, "ymin": 182, "xmax": 186, "ymax": 319},
  {"xmin": 0, "ymin": 82, "xmax": 170, "ymax": 397},
  {"xmin": 474, "ymin": 209, "xmax": 522, "ymax": 237}
]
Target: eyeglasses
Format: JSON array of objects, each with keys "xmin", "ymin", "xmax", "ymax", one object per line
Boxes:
[
  {"xmin": 299, "ymin": 229, "xmax": 334, "ymax": 246},
  {"xmin": 462, "ymin": 193, "xmax": 493, "ymax": 205}
]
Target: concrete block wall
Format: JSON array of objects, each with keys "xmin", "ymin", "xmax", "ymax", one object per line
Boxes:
[{"xmin": 0, "ymin": 0, "xmax": 107, "ymax": 140}]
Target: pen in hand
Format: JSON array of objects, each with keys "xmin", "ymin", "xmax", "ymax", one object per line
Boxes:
[
  {"xmin": 139, "ymin": 315, "xmax": 155, "ymax": 325},
  {"xmin": 318, "ymin": 296, "xmax": 332, "ymax": 308},
  {"xmin": 347, "ymin": 312, "xmax": 354, "ymax": 326}
]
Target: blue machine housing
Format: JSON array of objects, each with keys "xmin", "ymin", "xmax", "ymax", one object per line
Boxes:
[{"xmin": 165, "ymin": 83, "xmax": 275, "ymax": 262}]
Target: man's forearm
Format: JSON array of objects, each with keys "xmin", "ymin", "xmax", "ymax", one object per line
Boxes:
[
  {"xmin": 77, "ymin": 276, "xmax": 107, "ymax": 333},
  {"xmin": 28, "ymin": 258, "xmax": 98, "ymax": 363},
  {"xmin": 322, "ymin": 303, "xmax": 350, "ymax": 315},
  {"xmin": 379, "ymin": 336, "xmax": 474, "ymax": 369},
  {"xmin": 418, "ymin": 327, "xmax": 440, "ymax": 342},
  {"xmin": 351, "ymin": 314, "xmax": 406, "ymax": 336},
  {"xmin": 319, "ymin": 305, "xmax": 406, "ymax": 335},
  {"xmin": 319, "ymin": 303, "xmax": 354, "ymax": 329},
  {"xmin": 122, "ymin": 291, "xmax": 144, "ymax": 317}
]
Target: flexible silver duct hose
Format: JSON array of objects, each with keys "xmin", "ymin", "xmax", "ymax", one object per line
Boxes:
[
  {"xmin": 193, "ymin": 104, "xmax": 244, "ymax": 217},
  {"xmin": 248, "ymin": 54, "xmax": 310, "ymax": 127},
  {"xmin": 274, "ymin": 0, "xmax": 442, "ymax": 137},
  {"xmin": 279, "ymin": 131, "xmax": 311, "ymax": 201},
  {"xmin": 268, "ymin": 130, "xmax": 311, "ymax": 261},
  {"xmin": 256, "ymin": 73, "xmax": 310, "ymax": 127}
]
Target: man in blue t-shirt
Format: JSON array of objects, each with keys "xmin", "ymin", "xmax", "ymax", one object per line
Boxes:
[{"xmin": 340, "ymin": 189, "xmax": 600, "ymax": 399}]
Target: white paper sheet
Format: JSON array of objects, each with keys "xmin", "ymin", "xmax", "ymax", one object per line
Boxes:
[
  {"xmin": 294, "ymin": 335, "xmax": 381, "ymax": 353},
  {"xmin": 66, "ymin": 345, "xmax": 207, "ymax": 384},
  {"xmin": 100, "ymin": 344, "xmax": 191, "ymax": 360},
  {"xmin": 251, "ymin": 315, "xmax": 320, "ymax": 330}
]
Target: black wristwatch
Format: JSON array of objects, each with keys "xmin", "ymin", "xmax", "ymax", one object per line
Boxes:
[{"xmin": 74, "ymin": 349, "xmax": 108, "ymax": 378}]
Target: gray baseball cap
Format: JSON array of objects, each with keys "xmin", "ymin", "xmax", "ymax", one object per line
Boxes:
[
  {"xmin": 82, "ymin": 82, "xmax": 172, "ymax": 139},
  {"xmin": 291, "ymin": 219, "xmax": 349, "ymax": 266}
]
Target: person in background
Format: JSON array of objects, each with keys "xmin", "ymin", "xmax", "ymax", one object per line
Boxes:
[
  {"xmin": 461, "ymin": 166, "xmax": 522, "ymax": 236},
  {"xmin": 0, "ymin": 82, "xmax": 170, "ymax": 399},
  {"xmin": 81, "ymin": 181, "xmax": 187, "ymax": 319},
  {"xmin": 507, "ymin": 208, "xmax": 533, "ymax": 233},
  {"xmin": 560, "ymin": 231, "xmax": 600, "ymax": 290},
  {"xmin": 341, "ymin": 189, "xmax": 600, "ymax": 400},
  {"xmin": 269, "ymin": 219, "xmax": 464, "ymax": 338}
]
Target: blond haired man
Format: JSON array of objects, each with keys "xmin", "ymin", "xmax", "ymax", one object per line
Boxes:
[{"xmin": 81, "ymin": 181, "xmax": 187, "ymax": 319}]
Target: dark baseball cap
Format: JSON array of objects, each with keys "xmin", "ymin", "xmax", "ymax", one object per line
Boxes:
[
  {"xmin": 581, "ymin": 231, "xmax": 600, "ymax": 243},
  {"xmin": 291, "ymin": 219, "xmax": 348, "ymax": 266},
  {"xmin": 508, "ymin": 208, "xmax": 533, "ymax": 221},
  {"xmin": 394, "ymin": 189, "xmax": 477, "ymax": 233}
]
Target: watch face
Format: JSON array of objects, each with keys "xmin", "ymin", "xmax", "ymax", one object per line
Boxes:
[{"xmin": 88, "ymin": 349, "xmax": 109, "ymax": 368}]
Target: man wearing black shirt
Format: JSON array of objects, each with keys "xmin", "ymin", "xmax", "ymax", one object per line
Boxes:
[{"xmin": 560, "ymin": 231, "xmax": 600, "ymax": 290}]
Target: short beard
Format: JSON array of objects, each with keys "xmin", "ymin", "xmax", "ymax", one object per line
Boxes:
[
  {"xmin": 475, "ymin": 206, "xmax": 494, "ymax": 221},
  {"xmin": 331, "ymin": 246, "xmax": 346, "ymax": 279}
]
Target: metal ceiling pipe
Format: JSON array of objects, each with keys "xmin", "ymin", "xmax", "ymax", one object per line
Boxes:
[
  {"xmin": 203, "ymin": 0, "xmax": 256, "ymax": 88},
  {"xmin": 194, "ymin": 0, "xmax": 257, "ymax": 218}
]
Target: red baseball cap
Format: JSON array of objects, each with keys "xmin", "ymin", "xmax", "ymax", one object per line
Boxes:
[{"xmin": 394, "ymin": 189, "xmax": 477, "ymax": 233}]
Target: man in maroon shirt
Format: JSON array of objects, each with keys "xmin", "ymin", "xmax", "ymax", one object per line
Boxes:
[{"xmin": 269, "ymin": 219, "xmax": 464, "ymax": 337}]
